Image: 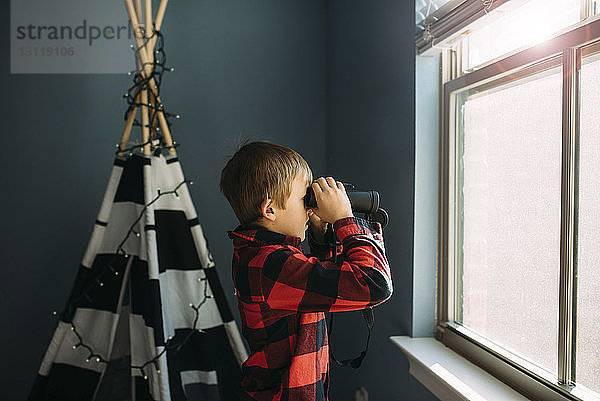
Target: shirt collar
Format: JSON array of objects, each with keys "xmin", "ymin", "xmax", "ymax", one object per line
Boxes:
[{"xmin": 227, "ymin": 224, "xmax": 302, "ymax": 248}]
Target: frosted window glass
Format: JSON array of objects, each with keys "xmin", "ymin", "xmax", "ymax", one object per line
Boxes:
[
  {"xmin": 457, "ymin": 66, "xmax": 562, "ymax": 374},
  {"xmin": 576, "ymin": 54, "xmax": 600, "ymax": 395},
  {"xmin": 465, "ymin": 0, "xmax": 580, "ymax": 71}
]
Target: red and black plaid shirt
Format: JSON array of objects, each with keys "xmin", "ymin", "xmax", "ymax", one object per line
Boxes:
[{"xmin": 228, "ymin": 217, "xmax": 393, "ymax": 401}]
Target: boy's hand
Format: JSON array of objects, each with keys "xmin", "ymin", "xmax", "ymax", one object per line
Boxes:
[
  {"xmin": 311, "ymin": 177, "xmax": 353, "ymax": 224},
  {"xmin": 308, "ymin": 212, "xmax": 328, "ymax": 243}
]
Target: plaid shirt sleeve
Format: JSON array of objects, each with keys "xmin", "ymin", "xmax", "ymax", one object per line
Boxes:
[
  {"xmin": 260, "ymin": 217, "xmax": 392, "ymax": 312},
  {"xmin": 306, "ymin": 223, "xmax": 335, "ymax": 261}
]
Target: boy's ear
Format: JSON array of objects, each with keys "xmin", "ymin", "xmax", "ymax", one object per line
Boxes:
[{"xmin": 260, "ymin": 198, "xmax": 276, "ymax": 222}]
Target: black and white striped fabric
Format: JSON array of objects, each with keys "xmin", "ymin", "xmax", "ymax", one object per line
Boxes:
[{"xmin": 29, "ymin": 153, "xmax": 247, "ymax": 401}]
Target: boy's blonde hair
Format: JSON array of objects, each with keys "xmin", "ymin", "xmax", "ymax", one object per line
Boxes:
[{"xmin": 220, "ymin": 141, "xmax": 313, "ymax": 225}]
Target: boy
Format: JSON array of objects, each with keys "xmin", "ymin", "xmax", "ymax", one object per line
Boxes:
[{"xmin": 220, "ymin": 141, "xmax": 392, "ymax": 401}]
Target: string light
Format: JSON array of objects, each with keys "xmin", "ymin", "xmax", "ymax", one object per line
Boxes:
[
  {"xmin": 49, "ymin": 27, "xmax": 210, "ymax": 383},
  {"xmin": 68, "ymin": 279, "xmax": 211, "ymax": 377},
  {"xmin": 54, "ymin": 177, "xmax": 202, "ymax": 378},
  {"xmin": 116, "ymin": 29, "xmax": 180, "ymax": 157}
]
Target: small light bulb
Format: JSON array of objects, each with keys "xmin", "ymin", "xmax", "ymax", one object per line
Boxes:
[
  {"xmin": 168, "ymin": 336, "xmax": 173, "ymax": 340},
  {"xmin": 157, "ymin": 369, "xmax": 161, "ymax": 373},
  {"xmin": 136, "ymin": 232, "xmax": 141, "ymax": 237},
  {"xmin": 99, "ymin": 282, "xmax": 104, "ymax": 287},
  {"xmin": 115, "ymin": 271, "xmax": 119, "ymax": 276},
  {"xmin": 197, "ymin": 277, "xmax": 202, "ymax": 282},
  {"xmin": 52, "ymin": 311, "xmax": 57, "ymax": 315},
  {"xmin": 176, "ymin": 115, "xmax": 181, "ymax": 119},
  {"xmin": 144, "ymin": 375, "xmax": 148, "ymax": 380},
  {"xmin": 73, "ymin": 345, "xmax": 77, "ymax": 349},
  {"xmin": 96, "ymin": 358, "xmax": 101, "ymax": 362},
  {"xmin": 86, "ymin": 359, "xmax": 90, "ymax": 363},
  {"xmin": 71, "ymin": 326, "xmax": 75, "ymax": 331},
  {"xmin": 170, "ymin": 67, "xmax": 174, "ymax": 71},
  {"xmin": 189, "ymin": 303, "xmax": 194, "ymax": 307}
]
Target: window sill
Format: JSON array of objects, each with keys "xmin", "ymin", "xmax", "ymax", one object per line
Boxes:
[{"xmin": 390, "ymin": 336, "xmax": 530, "ymax": 401}]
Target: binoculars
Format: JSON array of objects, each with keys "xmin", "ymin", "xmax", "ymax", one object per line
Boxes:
[{"xmin": 304, "ymin": 183, "xmax": 389, "ymax": 228}]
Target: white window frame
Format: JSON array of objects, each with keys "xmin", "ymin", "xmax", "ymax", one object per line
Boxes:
[{"xmin": 437, "ymin": 15, "xmax": 600, "ymax": 401}]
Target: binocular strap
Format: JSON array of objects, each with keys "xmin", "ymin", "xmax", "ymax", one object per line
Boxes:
[{"xmin": 327, "ymin": 307, "xmax": 374, "ymax": 369}]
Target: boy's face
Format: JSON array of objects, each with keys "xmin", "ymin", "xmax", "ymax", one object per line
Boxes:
[{"xmin": 271, "ymin": 173, "xmax": 312, "ymax": 241}]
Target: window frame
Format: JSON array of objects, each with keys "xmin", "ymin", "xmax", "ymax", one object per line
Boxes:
[{"xmin": 437, "ymin": 16, "xmax": 600, "ymax": 401}]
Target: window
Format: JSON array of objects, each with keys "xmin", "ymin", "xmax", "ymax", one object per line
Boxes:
[
  {"xmin": 456, "ymin": 63, "xmax": 562, "ymax": 376},
  {"xmin": 458, "ymin": 0, "xmax": 580, "ymax": 71},
  {"xmin": 433, "ymin": 2, "xmax": 600, "ymax": 400},
  {"xmin": 576, "ymin": 49, "xmax": 600, "ymax": 396}
]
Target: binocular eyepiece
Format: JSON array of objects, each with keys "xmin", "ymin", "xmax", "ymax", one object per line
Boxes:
[{"xmin": 304, "ymin": 183, "xmax": 389, "ymax": 228}]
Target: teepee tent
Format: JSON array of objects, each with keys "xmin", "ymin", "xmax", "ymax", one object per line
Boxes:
[{"xmin": 28, "ymin": 1, "xmax": 247, "ymax": 400}]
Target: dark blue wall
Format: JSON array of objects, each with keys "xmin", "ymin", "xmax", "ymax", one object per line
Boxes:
[
  {"xmin": 326, "ymin": 1, "xmax": 437, "ymax": 400},
  {"xmin": 2, "ymin": 1, "xmax": 326, "ymax": 399},
  {"xmin": 1, "ymin": 1, "xmax": 438, "ymax": 400}
]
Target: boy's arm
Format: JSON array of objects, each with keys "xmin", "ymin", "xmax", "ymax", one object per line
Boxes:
[{"xmin": 261, "ymin": 216, "xmax": 393, "ymax": 313}]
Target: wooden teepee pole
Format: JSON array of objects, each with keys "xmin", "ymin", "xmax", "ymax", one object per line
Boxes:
[
  {"xmin": 125, "ymin": 0, "xmax": 152, "ymax": 76},
  {"xmin": 118, "ymin": 90, "xmax": 141, "ymax": 156},
  {"xmin": 145, "ymin": 0, "xmax": 152, "ymax": 42},
  {"xmin": 140, "ymin": 90, "xmax": 150, "ymax": 155},
  {"xmin": 134, "ymin": 0, "xmax": 143, "ymax": 23},
  {"xmin": 125, "ymin": 0, "xmax": 176, "ymax": 156},
  {"xmin": 139, "ymin": 0, "xmax": 153, "ymax": 155},
  {"xmin": 118, "ymin": 0, "xmax": 144, "ymax": 156},
  {"xmin": 146, "ymin": 0, "xmax": 176, "ymax": 156},
  {"xmin": 148, "ymin": 0, "xmax": 168, "ymax": 53},
  {"xmin": 118, "ymin": 0, "xmax": 147, "ymax": 157}
]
